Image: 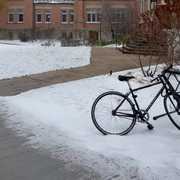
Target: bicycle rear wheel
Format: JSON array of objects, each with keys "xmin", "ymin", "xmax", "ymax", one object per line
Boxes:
[
  {"xmin": 164, "ymin": 92, "xmax": 180, "ymax": 129},
  {"xmin": 91, "ymin": 91, "xmax": 136, "ymax": 135}
]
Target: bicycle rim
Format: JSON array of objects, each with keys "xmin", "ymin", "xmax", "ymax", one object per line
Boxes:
[
  {"xmin": 91, "ymin": 91, "xmax": 136, "ymax": 135},
  {"xmin": 164, "ymin": 93, "xmax": 180, "ymax": 129}
]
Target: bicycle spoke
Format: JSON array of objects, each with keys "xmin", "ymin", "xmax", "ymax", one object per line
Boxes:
[
  {"xmin": 168, "ymin": 110, "xmax": 178, "ymax": 115},
  {"xmin": 91, "ymin": 91, "xmax": 136, "ymax": 135},
  {"xmin": 116, "ymin": 112, "xmax": 135, "ymax": 118}
]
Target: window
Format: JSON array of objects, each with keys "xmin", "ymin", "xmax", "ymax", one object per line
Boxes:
[
  {"xmin": 36, "ymin": 13, "xmax": 43, "ymax": 23},
  {"xmin": 61, "ymin": 10, "xmax": 68, "ymax": 23},
  {"xmin": 45, "ymin": 11, "xmax": 52, "ymax": 23},
  {"xmin": 87, "ymin": 14, "xmax": 91, "ymax": 22},
  {"xmin": 36, "ymin": 10, "xmax": 51, "ymax": 23},
  {"xmin": 86, "ymin": 9, "xmax": 101, "ymax": 23},
  {"xmin": 18, "ymin": 13, "xmax": 24, "ymax": 23},
  {"xmin": 61, "ymin": 9, "xmax": 74, "ymax": 24},
  {"xmin": 112, "ymin": 8, "xmax": 130, "ymax": 23},
  {"xmin": 8, "ymin": 9, "xmax": 24, "ymax": 23},
  {"xmin": 69, "ymin": 10, "xmax": 74, "ymax": 23},
  {"xmin": 8, "ymin": 13, "xmax": 14, "ymax": 23}
]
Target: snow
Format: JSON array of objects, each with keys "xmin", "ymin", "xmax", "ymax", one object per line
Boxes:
[
  {"xmin": 103, "ymin": 44, "xmax": 123, "ymax": 48},
  {"xmin": 0, "ymin": 40, "xmax": 91, "ymax": 80},
  {"xmin": 1, "ymin": 67, "xmax": 180, "ymax": 179}
]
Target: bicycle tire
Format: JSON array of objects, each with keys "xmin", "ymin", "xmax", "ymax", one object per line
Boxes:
[
  {"xmin": 91, "ymin": 91, "xmax": 136, "ymax": 135},
  {"xmin": 164, "ymin": 92, "xmax": 180, "ymax": 130}
]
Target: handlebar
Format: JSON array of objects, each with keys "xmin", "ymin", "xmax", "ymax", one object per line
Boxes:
[
  {"xmin": 151, "ymin": 64, "xmax": 173, "ymax": 83},
  {"xmin": 162, "ymin": 64, "xmax": 173, "ymax": 74}
]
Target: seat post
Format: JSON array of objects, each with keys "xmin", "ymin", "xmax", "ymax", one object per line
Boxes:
[{"xmin": 127, "ymin": 80, "xmax": 133, "ymax": 91}]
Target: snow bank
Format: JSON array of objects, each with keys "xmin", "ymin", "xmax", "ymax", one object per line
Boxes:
[{"xmin": 0, "ymin": 41, "xmax": 91, "ymax": 79}]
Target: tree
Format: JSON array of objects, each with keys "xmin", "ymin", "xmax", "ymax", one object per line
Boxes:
[
  {"xmin": 155, "ymin": 0, "xmax": 180, "ymax": 64},
  {"xmin": 137, "ymin": 9, "xmax": 166, "ymax": 77},
  {"xmin": 136, "ymin": 0, "xmax": 180, "ymax": 77},
  {"xmin": 100, "ymin": 1, "xmax": 133, "ymax": 43}
]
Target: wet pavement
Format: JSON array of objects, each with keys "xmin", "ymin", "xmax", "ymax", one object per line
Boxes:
[{"xmin": 0, "ymin": 115, "xmax": 100, "ymax": 180}]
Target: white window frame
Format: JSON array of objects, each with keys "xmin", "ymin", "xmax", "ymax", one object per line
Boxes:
[
  {"xmin": 36, "ymin": 13, "xmax": 43, "ymax": 23},
  {"xmin": 61, "ymin": 10, "xmax": 68, "ymax": 24},
  {"xmin": 86, "ymin": 8, "xmax": 101, "ymax": 23},
  {"xmin": 45, "ymin": 12, "xmax": 52, "ymax": 23},
  {"xmin": 112, "ymin": 8, "xmax": 129, "ymax": 24},
  {"xmin": 8, "ymin": 9, "xmax": 24, "ymax": 24},
  {"xmin": 69, "ymin": 9, "xmax": 74, "ymax": 24},
  {"xmin": 8, "ymin": 13, "xmax": 15, "ymax": 23},
  {"xmin": 17, "ymin": 13, "xmax": 24, "ymax": 23}
]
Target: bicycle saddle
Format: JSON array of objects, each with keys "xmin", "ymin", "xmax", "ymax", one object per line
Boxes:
[{"xmin": 118, "ymin": 75, "xmax": 135, "ymax": 81}]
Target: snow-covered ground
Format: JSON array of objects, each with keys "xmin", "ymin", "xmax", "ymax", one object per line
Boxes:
[
  {"xmin": 103, "ymin": 43, "xmax": 123, "ymax": 48},
  {"xmin": 1, "ymin": 68, "xmax": 180, "ymax": 180},
  {"xmin": 0, "ymin": 40, "xmax": 91, "ymax": 80}
]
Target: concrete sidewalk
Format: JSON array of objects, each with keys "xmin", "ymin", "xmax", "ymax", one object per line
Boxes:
[
  {"xmin": 0, "ymin": 113, "xmax": 99, "ymax": 180},
  {"xmin": 0, "ymin": 48, "xmax": 144, "ymax": 96}
]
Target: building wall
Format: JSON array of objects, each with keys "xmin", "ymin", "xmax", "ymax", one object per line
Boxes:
[
  {"xmin": 0, "ymin": 0, "xmax": 33, "ymax": 30},
  {"xmin": 80, "ymin": 0, "xmax": 139, "ymax": 41},
  {"xmin": 34, "ymin": 4, "xmax": 74, "ymax": 30},
  {"xmin": 82, "ymin": 0, "xmax": 138, "ymax": 29},
  {"xmin": 0, "ymin": 0, "xmax": 139, "ymax": 40}
]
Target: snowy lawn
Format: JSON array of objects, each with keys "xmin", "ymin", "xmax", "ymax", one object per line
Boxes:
[
  {"xmin": 103, "ymin": 44, "xmax": 123, "ymax": 48},
  {"xmin": 0, "ymin": 40, "xmax": 91, "ymax": 80},
  {"xmin": 1, "ymin": 68, "xmax": 180, "ymax": 179}
]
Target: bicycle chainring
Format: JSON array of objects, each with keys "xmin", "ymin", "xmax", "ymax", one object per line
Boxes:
[{"xmin": 137, "ymin": 110, "xmax": 150, "ymax": 123}]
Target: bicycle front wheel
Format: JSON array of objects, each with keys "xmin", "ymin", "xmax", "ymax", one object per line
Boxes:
[
  {"xmin": 91, "ymin": 91, "xmax": 136, "ymax": 135},
  {"xmin": 164, "ymin": 93, "xmax": 180, "ymax": 129}
]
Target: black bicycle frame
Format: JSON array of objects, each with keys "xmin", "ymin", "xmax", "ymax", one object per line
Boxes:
[
  {"xmin": 126, "ymin": 81, "xmax": 163, "ymax": 114},
  {"xmin": 114, "ymin": 71, "xmax": 179, "ymax": 120},
  {"xmin": 114, "ymin": 81, "xmax": 164, "ymax": 119},
  {"xmin": 124, "ymin": 73, "xmax": 177, "ymax": 120}
]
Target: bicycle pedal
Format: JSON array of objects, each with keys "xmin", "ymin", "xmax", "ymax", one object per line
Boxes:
[{"xmin": 147, "ymin": 124, "xmax": 154, "ymax": 130}]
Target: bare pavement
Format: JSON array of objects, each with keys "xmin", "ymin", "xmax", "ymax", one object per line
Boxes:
[{"xmin": 0, "ymin": 48, "xmax": 154, "ymax": 180}]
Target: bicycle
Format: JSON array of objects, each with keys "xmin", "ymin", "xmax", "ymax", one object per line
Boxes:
[{"xmin": 91, "ymin": 65, "xmax": 180, "ymax": 135}]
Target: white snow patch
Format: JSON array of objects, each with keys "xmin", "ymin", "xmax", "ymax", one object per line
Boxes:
[
  {"xmin": 0, "ymin": 41, "xmax": 91, "ymax": 79},
  {"xmin": 103, "ymin": 44, "xmax": 123, "ymax": 48}
]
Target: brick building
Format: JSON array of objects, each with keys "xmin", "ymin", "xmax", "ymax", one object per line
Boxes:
[
  {"xmin": 0, "ymin": 0, "xmax": 139, "ymax": 41},
  {"xmin": 0, "ymin": 0, "xmax": 33, "ymax": 38}
]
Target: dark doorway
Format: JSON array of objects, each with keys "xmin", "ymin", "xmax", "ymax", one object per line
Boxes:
[{"xmin": 89, "ymin": 31, "xmax": 98, "ymax": 44}]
